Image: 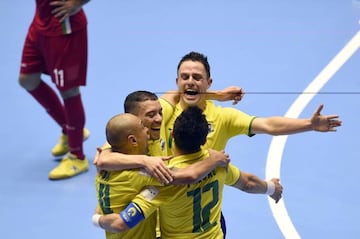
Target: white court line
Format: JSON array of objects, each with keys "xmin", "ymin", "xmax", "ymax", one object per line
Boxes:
[{"xmin": 265, "ymin": 30, "xmax": 360, "ymax": 239}]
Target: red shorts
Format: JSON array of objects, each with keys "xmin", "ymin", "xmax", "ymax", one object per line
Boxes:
[{"xmin": 20, "ymin": 26, "xmax": 88, "ymax": 91}]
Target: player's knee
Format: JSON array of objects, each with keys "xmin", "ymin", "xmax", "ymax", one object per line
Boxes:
[
  {"xmin": 60, "ymin": 87, "xmax": 80, "ymax": 99},
  {"xmin": 19, "ymin": 73, "xmax": 41, "ymax": 91}
]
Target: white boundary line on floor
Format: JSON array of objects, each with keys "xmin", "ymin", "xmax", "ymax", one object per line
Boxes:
[{"xmin": 265, "ymin": 29, "xmax": 360, "ymax": 239}]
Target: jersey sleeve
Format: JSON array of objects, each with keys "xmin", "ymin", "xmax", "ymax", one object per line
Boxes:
[
  {"xmin": 224, "ymin": 163, "xmax": 241, "ymax": 185},
  {"xmin": 223, "ymin": 107, "xmax": 256, "ymax": 137},
  {"xmin": 131, "ymin": 184, "xmax": 179, "ymax": 218}
]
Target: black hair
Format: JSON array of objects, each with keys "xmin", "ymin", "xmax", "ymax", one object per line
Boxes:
[
  {"xmin": 173, "ymin": 106, "xmax": 208, "ymax": 153},
  {"xmin": 124, "ymin": 90, "xmax": 158, "ymax": 113},
  {"xmin": 177, "ymin": 51, "xmax": 211, "ymax": 78}
]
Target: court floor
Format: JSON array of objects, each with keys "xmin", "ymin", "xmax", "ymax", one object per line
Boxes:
[{"xmin": 1, "ymin": 1, "xmax": 359, "ymax": 238}]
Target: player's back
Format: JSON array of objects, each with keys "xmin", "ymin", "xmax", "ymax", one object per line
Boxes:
[
  {"xmin": 96, "ymin": 170, "xmax": 158, "ymax": 239},
  {"xmin": 159, "ymin": 150, "xmax": 228, "ymax": 239}
]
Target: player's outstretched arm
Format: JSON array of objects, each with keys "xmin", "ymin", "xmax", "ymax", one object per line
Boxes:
[
  {"xmin": 251, "ymin": 104, "xmax": 342, "ymax": 135},
  {"xmin": 232, "ymin": 172, "xmax": 283, "ymax": 203}
]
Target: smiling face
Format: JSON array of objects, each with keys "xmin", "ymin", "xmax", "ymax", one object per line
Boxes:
[
  {"xmin": 134, "ymin": 100, "xmax": 163, "ymax": 140},
  {"xmin": 133, "ymin": 117, "xmax": 150, "ymax": 155},
  {"xmin": 176, "ymin": 60, "xmax": 212, "ymax": 109}
]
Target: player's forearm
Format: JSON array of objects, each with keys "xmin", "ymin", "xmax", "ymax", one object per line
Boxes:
[
  {"xmin": 268, "ymin": 117, "xmax": 312, "ymax": 135},
  {"xmin": 205, "ymin": 90, "xmax": 222, "ymax": 101},
  {"xmin": 205, "ymin": 86, "xmax": 244, "ymax": 104},
  {"xmin": 232, "ymin": 172, "xmax": 267, "ymax": 194},
  {"xmin": 252, "ymin": 117, "xmax": 312, "ymax": 135},
  {"xmin": 171, "ymin": 159, "xmax": 216, "ymax": 185},
  {"xmin": 96, "ymin": 149, "xmax": 147, "ymax": 171},
  {"xmin": 93, "ymin": 213, "xmax": 129, "ymax": 233},
  {"xmin": 161, "ymin": 90, "xmax": 180, "ymax": 106}
]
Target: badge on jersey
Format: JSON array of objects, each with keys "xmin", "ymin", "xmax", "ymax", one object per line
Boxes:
[
  {"xmin": 119, "ymin": 202, "xmax": 144, "ymax": 228},
  {"xmin": 160, "ymin": 138, "xmax": 166, "ymax": 152},
  {"xmin": 141, "ymin": 186, "xmax": 159, "ymax": 201},
  {"xmin": 139, "ymin": 169, "xmax": 151, "ymax": 177}
]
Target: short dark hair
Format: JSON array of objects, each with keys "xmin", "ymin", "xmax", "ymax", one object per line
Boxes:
[
  {"xmin": 173, "ymin": 106, "xmax": 208, "ymax": 153},
  {"xmin": 124, "ymin": 90, "xmax": 158, "ymax": 113},
  {"xmin": 177, "ymin": 51, "xmax": 211, "ymax": 78}
]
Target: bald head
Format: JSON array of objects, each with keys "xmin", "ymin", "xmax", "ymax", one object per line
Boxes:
[{"xmin": 106, "ymin": 113, "xmax": 148, "ymax": 154}]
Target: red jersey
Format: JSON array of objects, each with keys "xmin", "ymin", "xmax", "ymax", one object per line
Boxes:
[{"xmin": 32, "ymin": 0, "xmax": 87, "ymax": 36}]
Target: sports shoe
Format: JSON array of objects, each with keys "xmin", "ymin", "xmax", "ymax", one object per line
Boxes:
[
  {"xmin": 48, "ymin": 153, "xmax": 89, "ymax": 180},
  {"xmin": 51, "ymin": 128, "xmax": 90, "ymax": 157}
]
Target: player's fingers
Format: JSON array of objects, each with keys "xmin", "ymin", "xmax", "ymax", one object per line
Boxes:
[
  {"xmin": 328, "ymin": 127, "xmax": 337, "ymax": 132},
  {"xmin": 327, "ymin": 115, "xmax": 340, "ymax": 120},
  {"xmin": 153, "ymin": 170, "xmax": 165, "ymax": 184},
  {"xmin": 314, "ymin": 104, "xmax": 324, "ymax": 115},
  {"xmin": 58, "ymin": 14, "xmax": 69, "ymax": 23},
  {"xmin": 162, "ymin": 156, "xmax": 173, "ymax": 161},
  {"xmin": 156, "ymin": 167, "xmax": 173, "ymax": 184},
  {"xmin": 49, "ymin": 1, "xmax": 64, "ymax": 7}
]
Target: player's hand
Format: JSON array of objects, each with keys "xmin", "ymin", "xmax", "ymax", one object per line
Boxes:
[
  {"xmin": 269, "ymin": 178, "xmax": 283, "ymax": 203},
  {"xmin": 93, "ymin": 147, "xmax": 103, "ymax": 174},
  {"xmin": 216, "ymin": 86, "xmax": 245, "ymax": 105},
  {"xmin": 50, "ymin": 0, "xmax": 83, "ymax": 22},
  {"xmin": 310, "ymin": 104, "xmax": 342, "ymax": 132},
  {"xmin": 143, "ymin": 156, "xmax": 174, "ymax": 184},
  {"xmin": 208, "ymin": 149, "xmax": 230, "ymax": 170}
]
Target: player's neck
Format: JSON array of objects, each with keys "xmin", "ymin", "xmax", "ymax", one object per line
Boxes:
[{"xmin": 180, "ymin": 100, "xmax": 206, "ymax": 111}]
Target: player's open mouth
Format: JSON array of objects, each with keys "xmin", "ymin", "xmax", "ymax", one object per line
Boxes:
[{"xmin": 184, "ymin": 89, "xmax": 199, "ymax": 96}]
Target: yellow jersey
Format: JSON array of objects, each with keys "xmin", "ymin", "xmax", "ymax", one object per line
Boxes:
[
  {"xmin": 161, "ymin": 100, "xmax": 256, "ymax": 154},
  {"xmin": 130, "ymin": 149, "xmax": 241, "ymax": 239},
  {"xmin": 96, "ymin": 169, "xmax": 160, "ymax": 239}
]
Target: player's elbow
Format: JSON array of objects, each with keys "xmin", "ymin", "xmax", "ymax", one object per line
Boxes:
[
  {"xmin": 234, "ymin": 173, "xmax": 259, "ymax": 193},
  {"xmin": 172, "ymin": 175, "xmax": 198, "ymax": 185},
  {"xmin": 183, "ymin": 173, "xmax": 201, "ymax": 184},
  {"xmin": 94, "ymin": 158, "xmax": 113, "ymax": 171}
]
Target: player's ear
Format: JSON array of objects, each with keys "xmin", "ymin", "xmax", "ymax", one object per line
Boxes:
[
  {"xmin": 207, "ymin": 77, "xmax": 213, "ymax": 89},
  {"xmin": 128, "ymin": 135, "xmax": 137, "ymax": 145}
]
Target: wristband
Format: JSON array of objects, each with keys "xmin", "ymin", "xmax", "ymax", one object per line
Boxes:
[
  {"xmin": 92, "ymin": 214, "xmax": 102, "ymax": 228},
  {"xmin": 266, "ymin": 181, "xmax": 275, "ymax": 195}
]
